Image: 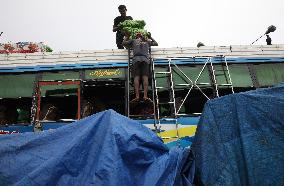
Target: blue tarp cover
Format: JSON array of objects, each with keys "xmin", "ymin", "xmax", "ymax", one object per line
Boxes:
[
  {"xmin": 191, "ymin": 83, "xmax": 284, "ymax": 186},
  {"xmin": 0, "ymin": 109, "xmax": 193, "ymax": 185}
]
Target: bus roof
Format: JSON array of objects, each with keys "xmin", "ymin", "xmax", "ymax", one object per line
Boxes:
[{"xmin": 1, "ymin": 44, "xmax": 284, "ymax": 73}]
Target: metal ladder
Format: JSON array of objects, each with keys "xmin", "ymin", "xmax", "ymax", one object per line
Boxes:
[
  {"xmin": 152, "ymin": 58, "xmax": 180, "ymax": 142},
  {"xmin": 126, "ymin": 48, "xmax": 132, "ymax": 117},
  {"xmin": 171, "ymin": 56, "xmax": 234, "ymax": 117},
  {"xmin": 207, "ymin": 56, "xmax": 234, "ymax": 97}
]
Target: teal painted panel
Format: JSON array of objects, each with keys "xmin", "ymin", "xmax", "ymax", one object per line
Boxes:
[
  {"xmin": 255, "ymin": 63, "xmax": 284, "ymax": 86},
  {"xmin": 0, "ymin": 74, "xmax": 36, "ymax": 98}
]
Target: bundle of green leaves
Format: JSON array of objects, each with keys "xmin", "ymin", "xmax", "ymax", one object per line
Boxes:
[{"xmin": 118, "ymin": 20, "xmax": 149, "ymax": 39}]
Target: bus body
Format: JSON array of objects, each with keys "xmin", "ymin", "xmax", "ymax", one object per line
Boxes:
[{"xmin": 1, "ymin": 44, "xmax": 284, "ymax": 147}]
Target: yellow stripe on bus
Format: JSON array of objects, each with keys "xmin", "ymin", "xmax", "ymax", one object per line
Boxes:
[{"xmin": 157, "ymin": 125, "xmax": 197, "ymax": 143}]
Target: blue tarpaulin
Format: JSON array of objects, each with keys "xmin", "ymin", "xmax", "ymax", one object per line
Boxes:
[
  {"xmin": 2, "ymin": 84, "xmax": 283, "ymax": 186},
  {"xmin": 0, "ymin": 109, "xmax": 193, "ymax": 185},
  {"xmin": 191, "ymin": 83, "xmax": 284, "ymax": 186}
]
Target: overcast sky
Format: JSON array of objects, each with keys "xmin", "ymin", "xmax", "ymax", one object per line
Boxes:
[{"xmin": 1, "ymin": 0, "xmax": 283, "ymax": 51}]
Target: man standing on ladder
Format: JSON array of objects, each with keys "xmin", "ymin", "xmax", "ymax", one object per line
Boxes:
[
  {"xmin": 113, "ymin": 5, "xmax": 133, "ymax": 49},
  {"xmin": 123, "ymin": 32, "xmax": 158, "ymax": 102}
]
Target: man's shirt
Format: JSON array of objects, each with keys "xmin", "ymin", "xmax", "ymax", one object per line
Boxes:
[
  {"xmin": 113, "ymin": 16, "xmax": 133, "ymax": 44},
  {"xmin": 126, "ymin": 38, "xmax": 153, "ymax": 64}
]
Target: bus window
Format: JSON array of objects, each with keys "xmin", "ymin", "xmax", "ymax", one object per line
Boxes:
[
  {"xmin": 82, "ymin": 79, "xmax": 125, "ymax": 115},
  {"xmin": 36, "ymin": 80, "xmax": 81, "ymax": 122},
  {"xmin": 40, "ymin": 95, "xmax": 78, "ymax": 121},
  {"xmin": 0, "ymin": 98, "xmax": 31, "ymax": 125}
]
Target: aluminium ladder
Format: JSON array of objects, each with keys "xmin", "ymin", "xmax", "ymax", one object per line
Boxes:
[
  {"xmin": 171, "ymin": 56, "xmax": 234, "ymax": 116},
  {"xmin": 207, "ymin": 56, "xmax": 234, "ymax": 97},
  {"xmin": 152, "ymin": 58, "xmax": 180, "ymax": 142}
]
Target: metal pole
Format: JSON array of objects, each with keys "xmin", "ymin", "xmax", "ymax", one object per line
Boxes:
[{"xmin": 251, "ymin": 33, "xmax": 265, "ymax": 45}]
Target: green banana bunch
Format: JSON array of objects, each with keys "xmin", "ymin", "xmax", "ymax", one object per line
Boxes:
[
  {"xmin": 118, "ymin": 20, "xmax": 146, "ymax": 29},
  {"xmin": 118, "ymin": 20, "xmax": 149, "ymax": 39}
]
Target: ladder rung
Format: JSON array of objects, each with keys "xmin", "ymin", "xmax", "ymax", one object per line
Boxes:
[
  {"xmin": 196, "ymin": 83, "xmax": 211, "ymax": 85},
  {"xmin": 156, "ymin": 87, "xmax": 166, "ymax": 89},
  {"xmin": 217, "ymin": 83, "xmax": 232, "ymax": 86},
  {"xmin": 176, "ymin": 83, "xmax": 191, "ymax": 86},
  {"xmin": 155, "ymin": 72, "xmax": 171, "ymax": 74}
]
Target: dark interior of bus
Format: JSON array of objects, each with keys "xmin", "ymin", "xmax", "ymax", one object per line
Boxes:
[
  {"xmin": 0, "ymin": 79, "xmax": 255, "ymax": 125},
  {"xmin": 38, "ymin": 79, "xmax": 126, "ymax": 121},
  {"xmin": 164, "ymin": 86, "xmax": 256, "ymax": 116},
  {"xmin": 82, "ymin": 79, "xmax": 126, "ymax": 115},
  {"xmin": 40, "ymin": 96, "xmax": 78, "ymax": 121},
  {"xmin": 0, "ymin": 98, "xmax": 32, "ymax": 125}
]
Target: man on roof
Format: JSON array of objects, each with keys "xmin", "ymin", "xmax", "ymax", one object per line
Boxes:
[{"xmin": 113, "ymin": 5, "xmax": 133, "ymax": 49}]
